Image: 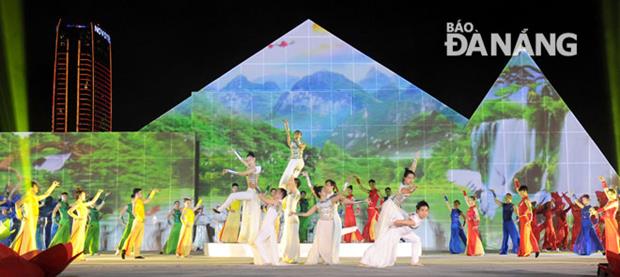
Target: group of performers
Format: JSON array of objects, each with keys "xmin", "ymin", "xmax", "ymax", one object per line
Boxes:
[{"xmin": 444, "ymin": 176, "xmax": 619, "ymax": 257}]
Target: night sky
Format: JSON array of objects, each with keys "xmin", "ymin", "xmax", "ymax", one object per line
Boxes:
[{"xmin": 21, "ymin": 1, "xmax": 616, "ymax": 168}]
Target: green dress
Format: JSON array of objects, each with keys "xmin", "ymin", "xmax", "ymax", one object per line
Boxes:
[
  {"xmin": 84, "ymin": 207, "xmax": 101, "ymax": 255},
  {"xmin": 49, "ymin": 201, "xmax": 71, "ymax": 247},
  {"xmin": 162, "ymin": 209, "xmax": 182, "ymax": 254},
  {"xmin": 298, "ymin": 197, "xmax": 310, "ymax": 243},
  {"xmin": 117, "ymin": 202, "xmax": 134, "ymax": 251}
]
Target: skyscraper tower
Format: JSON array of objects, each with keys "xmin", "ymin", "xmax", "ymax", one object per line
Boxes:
[{"xmin": 51, "ymin": 19, "xmax": 112, "ymax": 132}]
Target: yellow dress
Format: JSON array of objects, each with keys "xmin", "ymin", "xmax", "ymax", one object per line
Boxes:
[
  {"xmin": 10, "ymin": 193, "xmax": 39, "ymax": 255},
  {"xmin": 219, "ymin": 200, "xmax": 241, "ymax": 242},
  {"xmin": 176, "ymin": 207, "xmax": 195, "ymax": 257},
  {"xmin": 69, "ymin": 202, "xmax": 90, "ymax": 260},
  {"xmin": 123, "ymin": 197, "xmax": 146, "ymax": 257}
]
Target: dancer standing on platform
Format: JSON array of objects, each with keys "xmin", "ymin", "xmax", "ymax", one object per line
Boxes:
[
  {"xmin": 116, "ymin": 193, "xmax": 135, "ymax": 256},
  {"xmin": 215, "ymin": 150, "xmax": 261, "ymax": 245},
  {"xmin": 49, "ymin": 192, "xmax": 71, "ymax": 247},
  {"xmin": 492, "ymin": 191, "xmax": 519, "ymax": 255},
  {"xmin": 68, "ymin": 189, "xmax": 105, "ymax": 260},
  {"xmin": 342, "ymin": 184, "xmax": 363, "ymax": 243},
  {"xmin": 360, "ymin": 200, "xmax": 430, "ymax": 268},
  {"xmin": 281, "ymin": 178, "xmax": 301, "ymax": 263},
  {"xmin": 592, "ymin": 176, "xmax": 619, "ymax": 254},
  {"xmin": 551, "ymin": 192, "xmax": 569, "ymax": 250},
  {"xmin": 121, "ymin": 188, "xmax": 159, "ymax": 259},
  {"xmin": 176, "ymin": 198, "xmax": 202, "ymax": 257},
  {"xmin": 298, "ymin": 190, "xmax": 310, "ymax": 243},
  {"xmin": 462, "ymin": 190, "xmax": 484, "ymax": 256},
  {"xmin": 355, "ymin": 177, "xmax": 380, "ymax": 242},
  {"xmin": 84, "ymin": 194, "xmax": 109, "ymax": 256},
  {"xmin": 444, "ymin": 194, "xmax": 466, "ymax": 254},
  {"xmin": 162, "ymin": 201, "xmax": 182, "ymax": 254},
  {"xmin": 11, "ymin": 180, "xmax": 60, "ymax": 255},
  {"xmin": 573, "ymin": 194, "xmax": 603, "ymax": 255},
  {"xmin": 514, "ymin": 179, "xmax": 540, "ymax": 258},
  {"xmin": 278, "ymin": 119, "xmax": 306, "ymax": 188},
  {"xmin": 562, "ymin": 192, "xmax": 581, "ymax": 249},
  {"xmin": 253, "ymin": 188, "xmax": 286, "ymax": 265},
  {"xmin": 218, "ymin": 183, "xmax": 241, "ymax": 243}
]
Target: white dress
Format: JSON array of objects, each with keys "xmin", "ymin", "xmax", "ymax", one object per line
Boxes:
[
  {"xmin": 253, "ymin": 201, "xmax": 281, "ymax": 265},
  {"xmin": 375, "ymin": 182, "xmax": 410, "ymax": 241},
  {"xmin": 278, "ymin": 141, "xmax": 304, "ymax": 188},
  {"xmin": 217, "ymin": 168, "xmax": 262, "ymax": 244},
  {"xmin": 280, "ymin": 190, "xmax": 301, "ymax": 263},
  {"xmin": 306, "ymin": 197, "xmax": 340, "ymax": 265},
  {"xmin": 192, "ymin": 212, "xmax": 208, "ymax": 251},
  {"xmin": 361, "ymin": 213, "xmax": 423, "ymax": 267}
]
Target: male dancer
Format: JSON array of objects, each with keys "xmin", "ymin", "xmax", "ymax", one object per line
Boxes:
[
  {"xmin": 493, "ymin": 191, "xmax": 519, "ymax": 255},
  {"xmin": 278, "ymin": 120, "xmax": 305, "ymax": 188}
]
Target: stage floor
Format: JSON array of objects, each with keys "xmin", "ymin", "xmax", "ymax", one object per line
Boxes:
[{"xmin": 61, "ymin": 252, "xmax": 604, "ymax": 277}]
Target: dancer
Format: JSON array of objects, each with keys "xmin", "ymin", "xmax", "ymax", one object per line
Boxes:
[
  {"xmin": 355, "ymin": 177, "xmax": 380, "ymax": 242},
  {"xmin": 121, "ymin": 188, "xmax": 159, "ymax": 259},
  {"xmin": 218, "ymin": 183, "xmax": 241, "ymax": 243},
  {"xmin": 514, "ymin": 179, "xmax": 540, "ymax": 258},
  {"xmin": 215, "ymin": 150, "xmax": 261, "ymax": 244},
  {"xmin": 253, "ymin": 188, "xmax": 286, "ymax": 265},
  {"xmin": 115, "ymin": 193, "xmax": 135, "ymax": 256},
  {"xmin": 68, "ymin": 189, "xmax": 104, "ymax": 260},
  {"xmin": 573, "ymin": 194, "xmax": 604, "ymax": 255},
  {"xmin": 562, "ymin": 192, "xmax": 581, "ymax": 250},
  {"xmin": 192, "ymin": 207, "xmax": 208, "ymax": 251},
  {"xmin": 49, "ymin": 192, "xmax": 71, "ymax": 247},
  {"xmin": 11, "ymin": 180, "xmax": 60, "ymax": 255},
  {"xmin": 162, "ymin": 201, "xmax": 182, "ymax": 254},
  {"xmin": 360, "ymin": 200, "xmax": 430, "ymax": 267},
  {"xmin": 551, "ymin": 192, "xmax": 569, "ymax": 250},
  {"xmin": 343, "ymin": 184, "xmax": 363, "ymax": 243},
  {"xmin": 492, "ymin": 191, "xmax": 519, "ymax": 255},
  {"xmin": 281, "ymin": 178, "xmax": 301, "ymax": 263},
  {"xmin": 176, "ymin": 198, "xmax": 202, "ymax": 257},
  {"xmin": 592, "ymin": 176, "xmax": 619, "ymax": 254},
  {"xmin": 462, "ymin": 190, "xmax": 484, "ymax": 256},
  {"xmin": 539, "ymin": 201, "xmax": 558, "ymax": 251},
  {"xmin": 278, "ymin": 119, "xmax": 305, "ymax": 188},
  {"xmin": 444, "ymin": 194, "xmax": 466, "ymax": 254},
  {"xmin": 84, "ymin": 194, "xmax": 109, "ymax": 256},
  {"xmin": 298, "ymin": 190, "xmax": 310, "ymax": 243},
  {"xmin": 383, "ymin": 187, "xmax": 392, "ymax": 202}
]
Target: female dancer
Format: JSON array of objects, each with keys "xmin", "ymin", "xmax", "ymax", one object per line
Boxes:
[
  {"xmin": 573, "ymin": 194, "xmax": 603, "ymax": 255},
  {"xmin": 49, "ymin": 192, "xmax": 70, "ymax": 247},
  {"xmin": 193, "ymin": 207, "xmax": 208, "ymax": 251},
  {"xmin": 281, "ymin": 178, "xmax": 301, "ymax": 263},
  {"xmin": 68, "ymin": 189, "xmax": 104, "ymax": 260},
  {"xmin": 514, "ymin": 179, "xmax": 540, "ymax": 258},
  {"xmin": 551, "ymin": 192, "xmax": 569, "ymax": 250},
  {"xmin": 355, "ymin": 177, "xmax": 381, "ymax": 242},
  {"xmin": 462, "ymin": 190, "xmax": 484, "ymax": 256},
  {"xmin": 592, "ymin": 176, "xmax": 619, "ymax": 254},
  {"xmin": 298, "ymin": 190, "xmax": 311, "ymax": 243},
  {"xmin": 84, "ymin": 194, "xmax": 108, "ymax": 255},
  {"xmin": 254, "ymin": 188, "xmax": 286, "ymax": 265},
  {"xmin": 11, "ymin": 180, "xmax": 60, "ymax": 255},
  {"xmin": 444, "ymin": 194, "xmax": 467, "ymax": 254},
  {"xmin": 176, "ymin": 198, "xmax": 202, "ymax": 257},
  {"xmin": 562, "ymin": 192, "xmax": 581, "ymax": 249},
  {"xmin": 121, "ymin": 188, "xmax": 159, "ymax": 259},
  {"xmin": 492, "ymin": 191, "xmax": 519, "ymax": 255},
  {"xmin": 278, "ymin": 119, "xmax": 305, "ymax": 188},
  {"xmin": 162, "ymin": 201, "xmax": 182, "ymax": 254},
  {"xmin": 115, "ymin": 193, "xmax": 134, "ymax": 256},
  {"xmin": 539, "ymin": 201, "xmax": 557, "ymax": 251},
  {"xmin": 343, "ymin": 184, "xmax": 363, "ymax": 243},
  {"xmin": 218, "ymin": 183, "xmax": 241, "ymax": 243}
]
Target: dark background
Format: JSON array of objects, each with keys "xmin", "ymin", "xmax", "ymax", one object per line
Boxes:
[{"xmin": 20, "ymin": 1, "xmax": 616, "ymax": 168}]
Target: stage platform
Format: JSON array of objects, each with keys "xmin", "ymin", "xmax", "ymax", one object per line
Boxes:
[
  {"xmin": 62, "ymin": 252, "xmax": 604, "ymax": 277},
  {"xmin": 205, "ymin": 242, "xmax": 414, "ymax": 258}
]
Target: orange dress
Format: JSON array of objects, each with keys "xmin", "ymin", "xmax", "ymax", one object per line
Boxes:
[
  {"xmin": 517, "ymin": 196, "xmax": 540, "ymax": 257},
  {"xmin": 465, "ymin": 206, "xmax": 484, "ymax": 256},
  {"xmin": 598, "ymin": 199, "xmax": 620, "ymax": 254}
]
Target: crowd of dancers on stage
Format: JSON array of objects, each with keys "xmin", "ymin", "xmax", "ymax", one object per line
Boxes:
[{"xmin": 1, "ymin": 119, "xmax": 618, "ymax": 268}]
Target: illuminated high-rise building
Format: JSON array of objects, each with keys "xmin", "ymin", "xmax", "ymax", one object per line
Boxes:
[{"xmin": 51, "ymin": 19, "xmax": 112, "ymax": 132}]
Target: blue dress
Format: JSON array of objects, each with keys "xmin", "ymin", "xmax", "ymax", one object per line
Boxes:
[
  {"xmin": 499, "ymin": 203, "xmax": 519, "ymax": 254},
  {"xmin": 573, "ymin": 205, "xmax": 603, "ymax": 255},
  {"xmin": 449, "ymin": 208, "xmax": 467, "ymax": 254}
]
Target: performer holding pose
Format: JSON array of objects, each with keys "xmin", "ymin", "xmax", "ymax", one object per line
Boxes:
[
  {"xmin": 121, "ymin": 188, "xmax": 159, "ymax": 259},
  {"xmin": 278, "ymin": 119, "xmax": 306, "ymax": 188},
  {"xmin": 48, "ymin": 192, "xmax": 71, "ymax": 247},
  {"xmin": 162, "ymin": 201, "xmax": 182, "ymax": 254},
  {"xmin": 281, "ymin": 178, "xmax": 301, "ymax": 263},
  {"xmin": 355, "ymin": 177, "xmax": 381, "ymax": 242},
  {"xmin": 298, "ymin": 190, "xmax": 311, "ymax": 243},
  {"xmin": 443, "ymin": 195, "xmax": 466, "ymax": 254},
  {"xmin": 176, "ymin": 198, "xmax": 202, "ymax": 257},
  {"xmin": 515, "ymin": 179, "xmax": 540, "ymax": 258},
  {"xmin": 115, "ymin": 193, "xmax": 135, "ymax": 256},
  {"xmin": 254, "ymin": 188, "xmax": 286, "ymax": 265},
  {"xmin": 84, "ymin": 193, "xmax": 109, "ymax": 256},
  {"xmin": 592, "ymin": 176, "xmax": 619, "ymax": 254},
  {"xmin": 68, "ymin": 189, "xmax": 104, "ymax": 260},
  {"xmin": 492, "ymin": 191, "xmax": 519, "ymax": 255},
  {"xmin": 218, "ymin": 183, "xmax": 241, "ymax": 243},
  {"xmin": 572, "ymin": 194, "xmax": 603, "ymax": 255},
  {"xmin": 462, "ymin": 190, "xmax": 484, "ymax": 256},
  {"xmin": 342, "ymin": 184, "xmax": 363, "ymax": 243},
  {"xmin": 360, "ymin": 200, "xmax": 430, "ymax": 267},
  {"xmin": 562, "ymin": 192, "xmax": 581, "ymax": 250}
]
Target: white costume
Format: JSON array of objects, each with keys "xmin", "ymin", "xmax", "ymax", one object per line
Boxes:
[
  {"xmin": 192, "ymin": 212, "xmax": 208, "ymax": 251},
  {"xmin": 253, "ymin": 200, "xmax": 281, "ymax": 265},
  {"xmin": 217, "ymin": 166, "xmax": 262, "ymax": 244},
  {"xmin": 306, "ymin": 195, "xmax": 341, "ymax": 265},
  {"xmin": 375, "ymin": 182, "xmax": 410, "ymax": 241},
  {"xmin": 280, "ymin": 190, "xmax": 301, "ymax": 263},
  {"xmin": 361, "ymin": 213, "xmax": 423, "ymax": 267},
  {"xmin": 278, "ymin": 140, "xmax": 304, "ymax": 188}
]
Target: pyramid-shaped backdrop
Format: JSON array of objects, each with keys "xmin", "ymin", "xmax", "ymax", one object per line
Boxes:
[
  {"xmin": 447, "ymin": 50, "xmax": 620, "ymax": 249},
  {"xmin": 143, "ymin": 20, "xmax": 469, "ymax": 249}
]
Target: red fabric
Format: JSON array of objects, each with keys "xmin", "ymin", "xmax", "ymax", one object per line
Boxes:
[
  {"xmin": 541, "ymin": 206, "xmax": 557, "ymax": 250},
  {"xmin": 562, "ymin": 194, "xmax": 582, "ymax": 249},
  {"xmin": 0, "ymin": 243, "xmax": 79, "ymax": 277},
  {"xmin": 517, "ymin": 197, "xmax": 540, "ymax": 257},
  {"xmin": 343, "ymin": 194, "xmax": 362, "ymax": 243},
  {"xmin": 552, "ymin": 194, "xmax": 569, "ymax": 250},
  {"xmin": 362, "ymin": 188, "xmax": 380, "ymax": 242},
  {"xmin": 465, "ymin": 206, "xmax": 483, "ymax": 256}
]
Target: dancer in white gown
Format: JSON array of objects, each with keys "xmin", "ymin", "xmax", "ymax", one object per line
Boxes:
[
  {"xmin": 281, "ymin": 177, "xmax": 301, "ymax": 263},
  {"xmin": 253, "ymin": 188, "xmax": 287, "ymax": 265},
  {"xmin": 375, "ymin": 154, "xmax": 419, "ymax": 241},
  {"xmin": 214, "ymin": 151, "xmax": 261, "ymax": 244},
  {"xmin": 192, "ymin": 208, "xmax": 208, "ymax": 251},
  {"xmin": 360, "ymin": 200, "xmax": 430, "ymax": 268},
  {"xmin": 278, "ymin": 119, "xmax": 306, "ymax": 188}
]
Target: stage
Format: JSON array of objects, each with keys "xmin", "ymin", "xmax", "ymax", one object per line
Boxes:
[{"xmin": 61, "ymin": 252, "xmax": 603, "ymax": 277}]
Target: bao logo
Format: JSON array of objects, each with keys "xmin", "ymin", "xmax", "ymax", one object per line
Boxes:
[{"xmin": 445, "ymin": 20, "xmax": 577, "ymax": 56}]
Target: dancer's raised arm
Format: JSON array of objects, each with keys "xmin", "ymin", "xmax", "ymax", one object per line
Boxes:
[
  {"xmin": 284, "ymin": 119, "xmax": 292, "ymax": 147},
  {"xmin": 86, "ymin": 190, "xmax": 105, "ymax": 207},
  {"xmin": 291, "ymin": 205, "xmax": 317, "ymax": 217},
  {"xmin": 143, "ymin": 189, "xmax": 159, "ymax": 204},
  {"xmin": 302, "ymin": 172, "xmax": 318, "ymax": 198},
  {"xmin": 232, "ymin": 149, "xmax": 248, "ymax": 167},
  {"xmin": 37, "ymin": 180, "xmax": 60, "ymax": 201}
]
